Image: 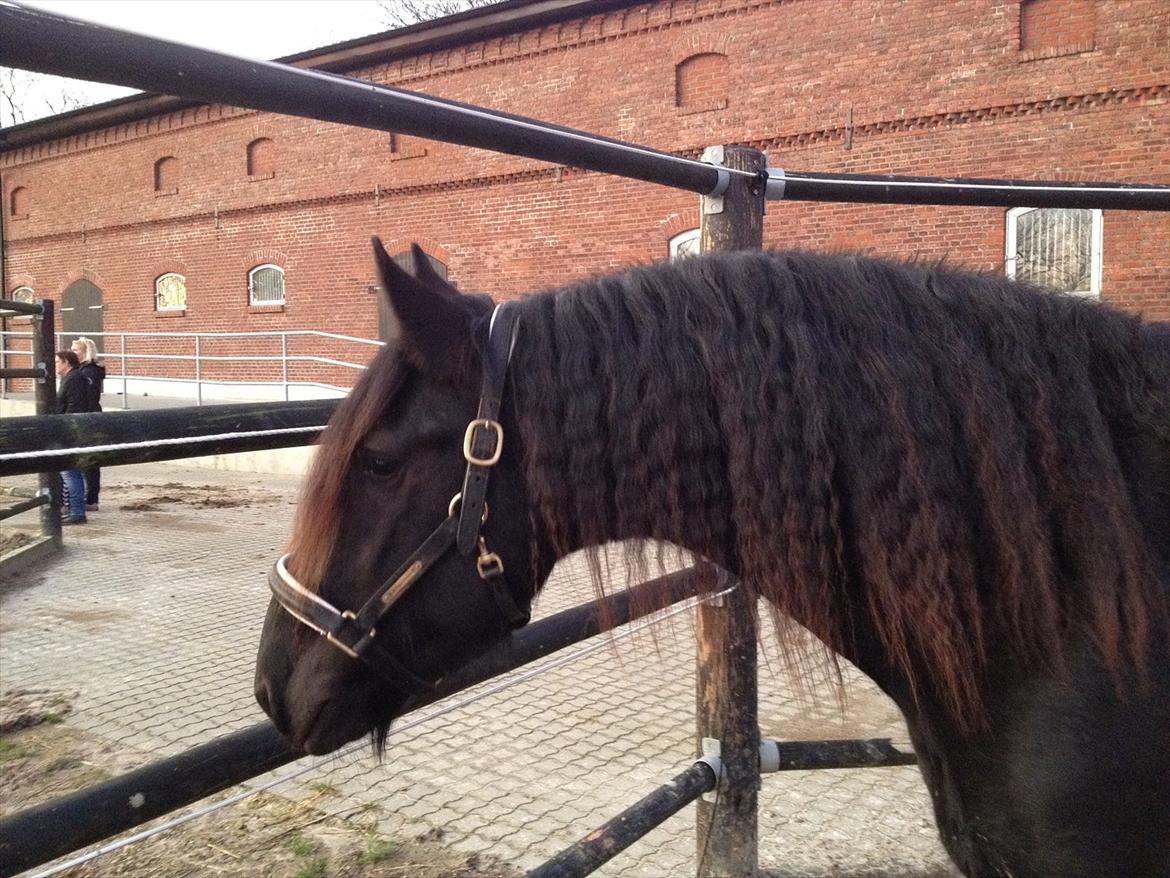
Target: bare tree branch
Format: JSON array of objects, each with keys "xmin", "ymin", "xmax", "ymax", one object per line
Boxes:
[
  {"xmin": 1, "ymin": 67, "xmax": 89, "ymax": 127},
  {"xmin": 377, "ymin": 0, "xmax": 497, "ymax": 29}
]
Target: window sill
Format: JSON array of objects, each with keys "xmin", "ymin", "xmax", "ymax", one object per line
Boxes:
[
  {"xmin": 248, "ymin": 303, "xmax": 285, "ymax": 314},
  {"xmin": 9, "ymin": 213, "xmax": 29, "ymax": 222},
  {"xmin": 676, "ymin": 99, "xmax": 728, "ymax": 116},
  {"xmin": 154, "ymin": 188, "xmax": 179, "ymax": 198},
  {"xmin": 248, "ymin": 172, "xmax": 276, "ymax": 182},
  {"xmin": 154, "ymin": 309, "xmax": 186, "ymax": 318},
  {"xmin": 1018, "ymin": 43, "xmax": 1094, "ymax": 62}
]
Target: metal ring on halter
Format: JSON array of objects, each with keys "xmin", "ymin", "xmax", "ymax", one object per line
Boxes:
[{"xmin": 447, "ymin": 492, "xmax": 489, "ymax": 523}]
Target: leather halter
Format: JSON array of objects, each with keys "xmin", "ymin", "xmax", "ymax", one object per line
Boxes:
[{"xmin": 267, "ymin": 303, "xmax": 530, "ymax": 692}]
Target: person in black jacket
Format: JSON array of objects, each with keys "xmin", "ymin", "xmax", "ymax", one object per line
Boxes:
[
  {"xmin": 55, "ymin": 350, "xmax": 89, "ymax": 524},
  {"xmin": 71, "ymin": 337, "xmax": 105, "ymax": 509}
]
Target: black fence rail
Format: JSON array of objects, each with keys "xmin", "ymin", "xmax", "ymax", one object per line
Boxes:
[
  {"xmin": 3, "ymin": 3, "xmax": 1169, "ymax": 212},
  {"xmin": 0, "ymin": 567, "xmax": 708, "ymax": 876}
]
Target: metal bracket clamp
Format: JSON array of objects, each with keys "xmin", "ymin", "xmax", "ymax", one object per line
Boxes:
[
  {"xmin": 698, "ymin": 737, "xmax": 723, "ymax": 802},
  {"xmin": 765, "ymin": 167, "xmax": 786, "ymax": 200},
  {"xmin": 34, "ymin": 362, "xmax": 47, "ymax": 384},
  {"xmin": 700, "ymin": 145, "xmax": 731, "ymax": 215},
  {"xmin": 759, "ymin": 739, "xmax": 781, "ymax": 774}
]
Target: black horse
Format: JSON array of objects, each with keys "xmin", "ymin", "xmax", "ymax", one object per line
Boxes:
[{"xmin": 256, "ymin": 240, "xmax": 1170, "ymax": 877}]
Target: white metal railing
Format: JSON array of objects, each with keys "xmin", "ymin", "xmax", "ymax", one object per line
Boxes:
[{"xmin": 0, "ymin": 328, "xmax": 383, "ymax": 407}]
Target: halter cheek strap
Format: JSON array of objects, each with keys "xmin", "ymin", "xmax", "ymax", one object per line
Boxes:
[{"xmin": 268, "ymin": 302, "xmax": 530, "ymax": 693}]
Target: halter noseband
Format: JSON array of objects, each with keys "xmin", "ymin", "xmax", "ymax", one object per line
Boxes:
[{"xmin": 267, "ymin": 303, "xmax": 530, "ymax": 692}]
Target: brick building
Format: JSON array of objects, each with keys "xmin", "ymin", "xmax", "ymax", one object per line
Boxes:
[{"xmin": 2, "ymin": 0, "xmax": 1167, "ymax": 396}]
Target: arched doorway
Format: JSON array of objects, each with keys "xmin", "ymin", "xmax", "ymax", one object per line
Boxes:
[{"xmin": 62, "ymin": 279, "xmax": 104, "ymax": 353}]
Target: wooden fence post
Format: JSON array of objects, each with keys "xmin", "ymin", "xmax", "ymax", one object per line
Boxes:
[{"xmin": 695, "ymin": 144, "xmax": 765, "ymax": 877}]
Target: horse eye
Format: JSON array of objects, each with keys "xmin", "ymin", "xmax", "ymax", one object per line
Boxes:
[{"xmin": 359, "ymin": 452, "xmax": 398, "ymax": 478}]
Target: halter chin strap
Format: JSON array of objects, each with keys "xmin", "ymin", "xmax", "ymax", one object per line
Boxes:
[{"xmin": 268, "ymin": 302, "xmax": 529, "ymax": 693}]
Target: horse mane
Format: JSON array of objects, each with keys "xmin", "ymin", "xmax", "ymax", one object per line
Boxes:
[{"xmin": 510, "ymin": 249, "xmax": 1170, "ymax": 725}]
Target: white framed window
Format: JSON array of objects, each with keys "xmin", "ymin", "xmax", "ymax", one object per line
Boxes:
[
  {"xmin": 10, "ymin": 286, "xmax": 35, "ymax": 303},
  {"xmin": 155, "ymin": 273, "xmax": 187, "ymax": 311},
  {"xmin": 1005, "ymin": 207, "xmax": 1102, "ymax": 298},
  {"xmin": 248, "ymin": 264, "xmax": 285, "ymax": 305},
  {"xmin": 669, "ymin": 228, "xmax": 701, "ymax": 261}
]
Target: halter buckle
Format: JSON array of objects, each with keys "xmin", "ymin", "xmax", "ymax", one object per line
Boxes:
[
  {"xmin": 476, "ymin": 541, "xmax": 504, "ymax": 579},
  {"xmin": 463, "ymin": 418, "xmax": 503, "ymax": 467}
]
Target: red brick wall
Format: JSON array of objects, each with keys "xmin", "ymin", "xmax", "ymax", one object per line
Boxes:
[
  {"xmin": 3, "ymin": 0, "xmax": 1167, "ymax": 383},
  {"xmin": 1020, "ymin": 0, "xmax": 1096, "ymax": 57}
]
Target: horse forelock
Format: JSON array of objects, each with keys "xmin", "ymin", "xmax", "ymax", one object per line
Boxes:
[
  {"xmin": 511, "ymin": 249, "xmax": 1169, "ymax": 727},
  {"xmin": 286, "ymin": 343, "xmax": 409, "ymax": 593}
]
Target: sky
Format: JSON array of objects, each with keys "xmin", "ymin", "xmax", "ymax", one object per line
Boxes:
[{"xmin": 2, "ymin": 0, "xmax": 395, "ymax": 126}]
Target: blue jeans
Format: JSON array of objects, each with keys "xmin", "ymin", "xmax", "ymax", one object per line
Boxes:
[{"xmin": 62, "ymin": 469, "xmax": 86, "ymax": 519}]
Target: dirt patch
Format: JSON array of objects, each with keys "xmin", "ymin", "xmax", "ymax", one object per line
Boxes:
[
  {"xmin": 113, "ymin": 482, "xmax": 284, "ymax": 512},
  {"xmin": 0, "ymin": 716, "xmax": 521, "ymax": 878},
  {"xmin": 0, "ymin": 688, "xmax": 76, "ymax": 733},
  {"xmin": 0, "ymin": 531, "xmax": 36, "ymax": 555}
]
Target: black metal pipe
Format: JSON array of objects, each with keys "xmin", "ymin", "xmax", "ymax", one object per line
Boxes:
[
  {"xmin": 0, "ymin": 367, "xmax": 45, "ymax": 379},
  {"xmin": 4, "ymin": 4, "xmax": 1166, "ymax": 210},
  {"xmin": 0, "ymin": 299, "xmax": 45, "ymax": 316},
  {"xmin": 0, "ymin": 568, "xmax": 705, "ymax": 876},
  {"xmin": 0, "ymin": 399, "xmax": 338, "ymax": 476},
  {"xmin": 766, "ymin": 738, "xmax": 917, "ymax": 771},
  {"xmin": 0, "ymin": 2, "xmax": 728, "ymax": 197},
  {"xmin": 0, "ymin": 494, "xmax": 47, "ymax": 521},
  {"xmin": 775, "ymin": 170, "xmax": 1170, "ymax": 211},
  {"xmin": 527, "ymin": 761, "xmax": 717, "ymax": 878}
]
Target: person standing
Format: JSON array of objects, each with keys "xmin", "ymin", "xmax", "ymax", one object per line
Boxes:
[
  {"xmin": 55, "ymin": 350, "xmax": 89, "ymax": 524},
  {"xmin": 71, "ymin": 336, "xmax": 105, "ymax": 510}
]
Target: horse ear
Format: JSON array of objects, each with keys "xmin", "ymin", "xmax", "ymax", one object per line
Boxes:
[{"xmin": 371, "ymin": 237, "xmax": 468, "ymax": 371}]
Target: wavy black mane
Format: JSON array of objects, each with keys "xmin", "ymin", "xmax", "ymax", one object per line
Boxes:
[{"xmin": 510, "ymin": 249, "xmax": 1169, "ymax": 723}]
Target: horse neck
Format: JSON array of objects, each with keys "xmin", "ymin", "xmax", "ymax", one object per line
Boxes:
[{"xmin": 509, "ymin": 287, "xmax": 738, "ymax": 568}]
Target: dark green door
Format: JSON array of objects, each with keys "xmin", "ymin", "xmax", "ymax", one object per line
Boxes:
[
  {"xmin": 377, "ymin": 251, "xmax": 447, "ymax": 342},
  {"xmin": 62, "ymin": 280, "xmax": 104, "ymax": 354}
]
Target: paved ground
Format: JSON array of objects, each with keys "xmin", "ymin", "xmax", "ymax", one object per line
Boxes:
[{"xmin": 1, "ymin": 461, "xmax": 957, "ymax": 877}]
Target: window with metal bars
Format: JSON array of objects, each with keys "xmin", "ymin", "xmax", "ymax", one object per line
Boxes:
[
  {"xmin": 669, "ymin": 229, "xmax": 700, "ymax": 261},
  {"xmin": 248, "ymin": 265, "xmax": 285, "ymax": 306},
  {"xmin": 155, "ymin": 273, "xmax": 187, "ymax": 311},
  {"xmin": 1005, "ymin": 207, "xmax": 1102, "ymax": 297}
]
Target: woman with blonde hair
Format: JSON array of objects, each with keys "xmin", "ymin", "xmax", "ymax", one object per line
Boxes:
[{"xmin": 70, "ymin": 336, "xmax": 105, "ymax": 509}]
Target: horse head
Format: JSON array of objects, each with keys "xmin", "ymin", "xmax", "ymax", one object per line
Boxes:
[{"xmin": 254, "ymin": 239, "xmax": 543, "ymax": 755}]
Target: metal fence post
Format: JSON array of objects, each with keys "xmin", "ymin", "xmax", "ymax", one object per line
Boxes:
[
  {"xmin": 695, "ymin": 144, "xmax": 765, "ymax": 878},
  {"xmin": 33, "ymin": 299, "xmax": 62, "ymax": 546},
  {"xmin": 120, "ymin": 333, "xmax": 128, "ymax": 409},
  {"xmin": 194, "ymin": 335, "xmax": 202, "ymax": 406},
  {"xmin": 281, "ymin": 332, "xmax": 289, "ymax": 402}
]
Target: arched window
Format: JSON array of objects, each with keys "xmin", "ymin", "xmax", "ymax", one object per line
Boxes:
[
  {"xmin": 155, "ymin": 272, "xmax": 187, "ymax": 311},
  {"xmin": 248, "ymin": 264, "xmax": 285, "ymax": 305},
  {"xmin": 10, "ymin": 286, "xmax": 35, "ymax": 303},
  {"xmin": 154, "ymin": 156, "xmax": 180, "ymax": 193},
  {"xmin": 675, "ymin": 53, "xmax": 729, "ymax": 112},
  {"xmin": 9, "ymin": 186, "xmax": 29, "ymax": 218},
  {"xmin": 1005, "ymin": 207, "xmax": 1102, "ymax": 298},
  {"xmin": 669, "ymin": 229, "xmax": 700, "ymax": 261},
  {"xmin": 247, "ymin": 138, "xmax": 275, "ymax": 177}
]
